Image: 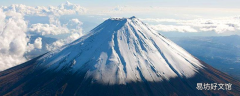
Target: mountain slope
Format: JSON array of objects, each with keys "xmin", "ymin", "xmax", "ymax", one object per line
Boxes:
[
  {"xmin": 0, "ymin": 16, "xmax": 240, "ymax": 96},
  {"xmin": 168, "ymin": 35, "xmax": 240, "ymax": 80}
]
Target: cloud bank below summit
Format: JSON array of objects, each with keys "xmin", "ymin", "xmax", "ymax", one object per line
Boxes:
[{"xmin": 141, "ymin": 17, "xmax": 240, "ymax": 34}]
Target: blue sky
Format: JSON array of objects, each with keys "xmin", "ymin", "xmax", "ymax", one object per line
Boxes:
[
  {"xmin": 1, "ymin": 0, "xmax": 240, "ymax": 8},
  {"xmin": 2, "ymin": 0, "xmax": 240, "ymax": 19}
]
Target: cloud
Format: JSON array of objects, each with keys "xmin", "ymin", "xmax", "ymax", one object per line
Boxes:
[
  {"xmin": 46, "ymin": 18, "xmax": 83, "ymax": 51},
  {"xmin": 141, "ymin": 18, "xmax": 182, "ymax": 23},
  {"xmin": 0, "ymin": 9, "xmax": 41, "ymax": 71},
  {"xmin": 142, "ymin": 16, "xmax": 240, "ymax": 34},
  {"xmin": 29, "ymin": 23, "xmax": 70, "ymax": 35},
  {"xmin": 28, "ymin": 17, "xmax": 84, "ymax": 52},
  {"xmin": 34, "ymin": 37, "xmax": 42, "ymax": 49},
  {"xmin": 0, "ymin": 1, "xmax": 87, "ymax": 16},
  {"xmin": 29, "ymin": 15, "xmax": 83, "ymax": 36},
  {"xmin": 150, "ymin": 24, "xmax": 198, "ymax": 33},
  {"xmin": 46, "ymin": 31, "xmax": 83, "ymax": 51},
  {"xmin": 0, "ymin": 1, "xmax": 86, "ymax": 71},
  {"xmin": 66, "ymin": 18, "xmax": 83, "ymax": 32}
]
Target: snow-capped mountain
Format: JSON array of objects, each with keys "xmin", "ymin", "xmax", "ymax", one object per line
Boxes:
[
  {"xmin": 38, "ymin": 16, "xmax": 203, "ymax": 84},
  {"xmin": 0, "ymin": 16, "xmax": 240, "ymax": 96}
]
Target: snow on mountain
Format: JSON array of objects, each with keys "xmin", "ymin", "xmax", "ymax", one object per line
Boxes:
[{"xmin": 36, "ymin": 16, "xmax": 204, "ymax": 85}]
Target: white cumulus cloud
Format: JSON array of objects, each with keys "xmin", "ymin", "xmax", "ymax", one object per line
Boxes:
[
  {"xmin": 0, "ymin": 1, "xmax": 86, "ymax": 71},
  {"xmin": 46, "ymin": 18, "xmax": 83, "ymax": 51},
  {"xmin": 0, "ymin": 1, "xmax": 87, "ymax": 16},
  {"xmin": 34, "ymin": 37, "xmax": 42, "ymax": 49},
  {"xmin": 150, "ymin": 24, "xmax": 198, "ymax": 33},
  {"xmin": 46, "ymin": 31, "xmax": 83, "ymax": 51},
  {"xmin": 29, "ymin": 16, "xmax": 83, "ymax": 36},
  {"xmin": 29, "ymin": 23, "xmax": 70, "ymax": 35},
  {"xmin": 142, "ymin": 16, "xmax": 240, "ymax": 34},
  {"xmin": 0, "ymin": 9, "xmax": 41, "ymax": 71}
]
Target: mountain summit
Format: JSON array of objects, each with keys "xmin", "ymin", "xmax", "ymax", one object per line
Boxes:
[{"xmin": 0, "ymin": 16, "xmax": 240, "ymax": 96}]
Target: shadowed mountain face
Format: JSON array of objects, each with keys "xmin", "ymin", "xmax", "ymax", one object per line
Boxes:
[{"xmin": 0, "ymin": 17, "xmax": 240, "ymax": 96}]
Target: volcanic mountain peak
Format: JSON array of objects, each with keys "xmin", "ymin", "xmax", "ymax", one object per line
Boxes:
[
  {"xmin": 1, "ymin": 16, "xmax": 240, "ymax": 96},
  {"xmin": 36, "ymin": 16, "xmax": 204, "ymax": 85},
  {"xmin": 109, "ymin": 16, "xmax": 136, "ymax": 20}
]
